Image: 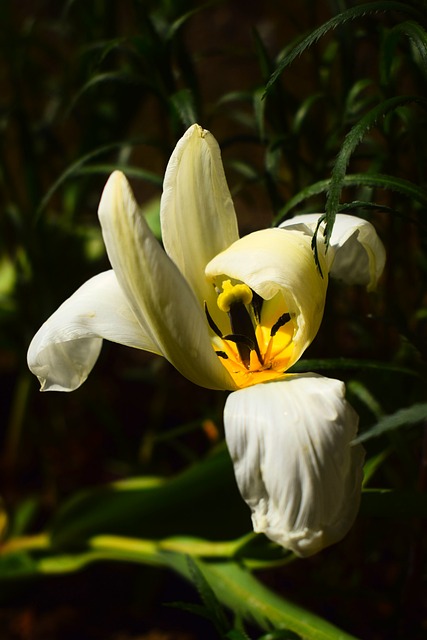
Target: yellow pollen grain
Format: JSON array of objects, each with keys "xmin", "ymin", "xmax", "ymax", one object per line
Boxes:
[{"xmin": 217, "ymin": 279, "xmax": 253, "ymax": 312}]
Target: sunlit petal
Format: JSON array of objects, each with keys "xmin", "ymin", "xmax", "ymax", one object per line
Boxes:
[
  {"xmin": 224, "ymin": 374, "xmax": 364, "ymax": 556},
  {"xmin": 206, "ymin": 228, "xmax": 328, "ymax": 369},
  {"xmin": 27, "ymin": 271, "xmax": 160, "ymax": 392},
  {"xmin": 161, "ymin": 124, "xmax": 239, "ymax": 317},
  {"xmin": 280, "ymin": 213, "xmax": 385, "ymax": 291},
  {"xmin": 161, "ymin": 124, "xmax": 239, "ymax": 302},
  {"xmin": 98, "ymin": 171, "xmax": 234, "ymax": 390}
]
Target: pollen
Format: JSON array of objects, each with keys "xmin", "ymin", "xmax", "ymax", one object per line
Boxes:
[{"xmin": 217, "ymin": 279, "xmax": 253, "ymax": 312}]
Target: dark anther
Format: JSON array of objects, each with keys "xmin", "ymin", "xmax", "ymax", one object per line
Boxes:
[
  {"xmin": 251, "ymin": 290, "xmax": 263, "ymax": 323},
  {"xmin": 270, "ymin": 313, "xmax": 291, "ymax": 337},
  {"xmin": 204, "ymin": 302, "xmax": 223, "ymax": 338},
  {"xmin": 216, "ymin": 351, "xmax": 228, "ymax": 359}
]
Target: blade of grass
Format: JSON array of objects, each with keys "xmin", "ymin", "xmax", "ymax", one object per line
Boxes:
[
  {"xmin": 324, "ymin": 95, "xmax": 427, "ymax": 244},
  {"xmin": 274, "ymin": 172, "xmax": 427, "ymax": 224},
  {"xmin": 354, "ymin": 402, "xmax": 427, "ymax": 444},
  {"xmin": 264, "ymin": 1, "xmax": 424, "ymax": 96}
]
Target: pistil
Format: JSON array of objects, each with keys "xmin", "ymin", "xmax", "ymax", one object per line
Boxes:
[{"xmin": 216, "ymin": 280, "xmax": 262, "ymax": 368}]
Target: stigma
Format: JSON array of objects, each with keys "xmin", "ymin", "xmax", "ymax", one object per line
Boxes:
[{"xmin": 217, "ymin": 280, "xmax": 253, "ymax": 312}]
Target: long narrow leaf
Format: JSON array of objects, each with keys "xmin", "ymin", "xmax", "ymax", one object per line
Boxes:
[
  {"xmin": 71, "ymin": 538, "xmax": 360, "ymax": 640},
  {"xmin": 354, "ymin": 402, "xmax": 427, "ymax": 443},
  {"xmin": 385, "ymin": 20, "xmax": 427, "ymax": 81},
  {"xmin": 275, "ymin": 172, "xmax": 427, "ymax": 223},
  {"xmin": 264, "ymin": 1, "xmax": 423, "ymax": 95},
  {"xmin": 290, "ymin": 358, "xmax": 421, "ymax": 378},
  {"xmin": 36, "ymin": 136, "xmax": 159, "ymax": 218},
  {"xmin": 324, "ymin": 95, "xmax": 427, "ymax": 243}
]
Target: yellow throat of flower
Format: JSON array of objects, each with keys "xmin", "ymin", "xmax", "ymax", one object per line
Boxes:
[{"xmin": 206, "ymin": 279, "xmax": 295, "ymax": 389}]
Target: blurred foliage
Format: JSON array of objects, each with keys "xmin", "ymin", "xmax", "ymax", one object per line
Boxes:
[{"xmin": 1, "ymin": 0, "xmax": 427, "ymax": 638}]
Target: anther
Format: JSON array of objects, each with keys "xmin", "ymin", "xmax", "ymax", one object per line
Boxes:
[
  {"xmin": 204, "ymin": 302, "xmax": 223, "ymax": 338},
  {"xmin": 270, "ymin": 313, "xmax": 291, "ymax": 337}
]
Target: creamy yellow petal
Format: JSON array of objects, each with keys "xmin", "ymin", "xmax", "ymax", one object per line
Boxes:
[
  {"xmin": 27, "ymin": 271, "xmax": 160, "ymax": 392},
  {"xmin": 98, "ymin": 171, "xmax": 234, "ymax": 390},
  {"xmin": 281, "ymin": 213, "xmax": 386, "ymax": 291},
  {"xmin": 205, "ymin": 227, "xmax": 328, "ymax": 369},
  {"xmin": 161, "ymin": 124, "xmax": 239, "ymax": 325},
  {"xmin": 224, "ymin": 375, "xmax": 364, "ymax": 556}
]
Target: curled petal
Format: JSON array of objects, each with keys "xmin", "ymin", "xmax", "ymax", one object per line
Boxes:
[
  {"xmin": 161, "ymin": 124, "xmax": 239, "ymax": 317},
  {"xmin": 27, "ymin": 271, "xmax": 160, "ymax": 392},
  {"xmin": 205, "ymin": 228, "xmax": 328, "ymax": 369},
  {"xmin": 280, "ymin": 213, "xmax": 386, "ymax": 291},
  {"xmin": 223, "ymin": 374, "xmax": 364, "ymax": 556},
  {"xmin": 98, "ymin": 171, "xmax": 234, "ymax": 391}
]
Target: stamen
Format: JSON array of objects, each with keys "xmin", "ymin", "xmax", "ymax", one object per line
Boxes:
[
  {"xmin": 216, "ymin": 351, "xmax": 228, "ymax": 359},
  {"xmin": 223, "ymin": 333, "xmax": 257, "ymax": 351},
  {"xmin": 251, "ymin": 290, "xmax": 263, "ymax": 323},
  {"xmin": 270, "ymin": 312, "xmax": 291, "ymax": 337},
  {"xmin": 204, "ymin": 302, "xmax": 223, "ymax": 338},
  {"xmin": 223, "ymin": 333, "xmax": 253, "ymax": 369}
]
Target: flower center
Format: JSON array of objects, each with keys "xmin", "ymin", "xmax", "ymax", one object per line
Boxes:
[{"xmin": 205, "ymin": 279, "xmax": 295, "ymax": 388}]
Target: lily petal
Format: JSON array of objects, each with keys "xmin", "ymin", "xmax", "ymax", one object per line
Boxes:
[
  {"xmin": 27, "ymin": 270, "xmax": 160, "ymax": 392},
  {"xmin": 280, "ymin": 213, "xmax": 385, "ymax": 291},
  {"xmin": 161, "ymin": 124, "xmax": 239, "ymax": 314},
  {"xmin": 206, "ymin": 228, "xmax": 328, "ymax": 369},
  {"xmin": 98, "ymin": 171, "xmax": 234, "ymax": 390},
  {"xmin": 223, "ymin": 374, "xmax": 364, "ymax": 557}
]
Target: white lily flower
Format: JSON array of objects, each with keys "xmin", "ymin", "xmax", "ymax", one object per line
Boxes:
[{"xmin": 28, "ymin": 124, "xmax": 385, "ymax": 555}]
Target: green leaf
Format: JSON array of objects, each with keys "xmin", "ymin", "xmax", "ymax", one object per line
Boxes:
[
  {"xmin": 76, "ymin": 164, "xmax": 162, "ymax": 186},
  {"xmin": 50, "ymin": 447, "xmax": 250, "ymax": 548},
  {"xmin": 362, "ymin": 450, "xmax": 391, "ymax": 487},
  {"xmin": 253, "ymin": 86, "xmax": 267, "ymax": 141},
  {"xmin": 337, "ymin": 201, "xmax": 396, "ymax": 215},
  {"xmin": 190, "ymin": 561, "xmax": 358, "ymax": 640},
  {"xmin": 324, "ymin": 95, "xmax": 427, "ymax": 244},
  {"xmin": 346, "ymin": 380, "xmax": 384, "ymax": 420},
  {"xmin": 0, "ymin": 533, "xmax": 356, "ymax": 639},
  {"xmin": 36, "ymin": 136, "xmax": 158, "ymax": 218},
  {"xmin": 227, "ymin": 630, "xmax": 251, "ymax": 640},
  {"xmin": 274, "ymin": 172, "xmax": 427, "ymax": 223},
  {"xmin": 264, "ymin": 1, "xmax": 423, "ymax": 95},
  {"xmin": 290, "ymin": 358, "xmax": 420, "ymax": 379},
  {"xmin": 166, "ymin": 1, "xmax": 216, "ymax": 41},
  {"xmin": 354, "ymin": 402, "xmax": 427, "ymax": 444},
  {"xmin": 186, "ymin": 555, "xmax": 230, "ymax": 634},
  {"xmin": 292, "ymin": 93, "xmax": 327, "ymax": 135},
  {"xmin": 382, "ymin": 20, "xmax": 427, "ymax": 84},
  {"xmin": 66, "ymin": 71, "xmax": 143, "ymax": 114},
  {"xmin": 169, "ymin": 88, "xmax": 198, "ymax": 128},
  {"xmin": 344, "ymin": 79, "xmax": 378, "ymax": 118},
  {"xmin": 258, "ymin": 631, "xmax": 302, "ymax": 640},
  {"xmin": 85, "ymin": 542, "xmax": 359, "ymax": 640}
]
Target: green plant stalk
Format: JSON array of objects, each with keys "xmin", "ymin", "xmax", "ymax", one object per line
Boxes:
[{"xmin": 76, "ymin": 536, "xmax": 361, "ymax": 640}]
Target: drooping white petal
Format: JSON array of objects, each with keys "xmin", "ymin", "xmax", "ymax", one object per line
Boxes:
[
  {"xmin": 223, "ymin": 374, "xmax": 364, "ymax": 557},
  {"xmin": 98, "ymin": 171, "xmax": 234, "ymax": 391},
  {"xmin": 161, "ymin": 124, "xmax": 239, "ymax": 316},
  {"xmin": 206, "ymin": 228, "xmax": 328, "ymax": 369},
  {"xmin": 27, "ymin": 270, "xmax": 160, "ymax": 392},
  {"xmin": 280, "ymin": 213, "xmax": 386, "ymax": 291}
]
